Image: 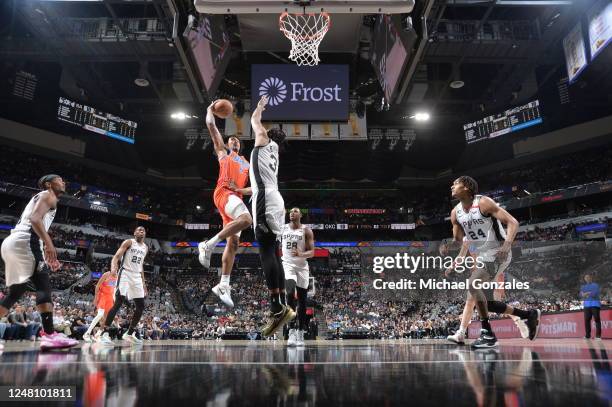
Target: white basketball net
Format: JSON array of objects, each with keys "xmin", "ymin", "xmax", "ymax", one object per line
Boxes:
[{"xmin": 279, "ymin": 12, "xmax": 331, "ymax": 66}]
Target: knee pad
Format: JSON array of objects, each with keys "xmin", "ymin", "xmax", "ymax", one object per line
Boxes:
[
  {"xmin": 285, "ymin": 279, "xmax": 297, "ymax": 296},
  {"xmin": 35, "ymin": 290, "xmax": 52, "ymax": 305},
  {"xmin": 255, "ymin": 226, "xmax": 275, "ymax": 244},
  {"xmin": 0, "ymin": 283, "xmax": 28, "ymax": 309},
  {"xmin": 133, "ymin": 298, "xmax": 145, "ymax": 311},
  {"xmin": 487, "ymin": 300, "xmax": 507, "ymax": 314}
]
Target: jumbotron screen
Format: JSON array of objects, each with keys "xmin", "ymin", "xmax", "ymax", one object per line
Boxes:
[
  {"xmin": 464, "ymin": 100, "xmax": 542, "ymax": 144},
  {"xmin": 57, "ymin": 96, "xmax": 137, "ymax": 144}
]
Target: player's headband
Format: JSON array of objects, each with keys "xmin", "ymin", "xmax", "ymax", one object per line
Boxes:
[{"xmin": 37, "ymin": 174, "xmax": 61, "ymax": 189}]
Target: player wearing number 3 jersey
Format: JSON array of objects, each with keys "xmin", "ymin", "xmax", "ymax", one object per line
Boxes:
[{"xmin": 98, "ymin": 226, "xmax": 148, "ymax": 346}]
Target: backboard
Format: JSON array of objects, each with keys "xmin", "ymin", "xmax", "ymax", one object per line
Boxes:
[{"xmin": 194, "ymin": 0, "xmax": 414, "ymax": 14}]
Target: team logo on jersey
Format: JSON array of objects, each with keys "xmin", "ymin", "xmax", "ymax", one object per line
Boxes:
[{"xmin": 259, "ymin": 77, "xmax": 287, "ymax": 106}]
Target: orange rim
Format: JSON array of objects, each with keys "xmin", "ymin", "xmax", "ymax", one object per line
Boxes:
[{"xmin": 279, "ymin": 12, "xmax": 331, "ymax": 41}]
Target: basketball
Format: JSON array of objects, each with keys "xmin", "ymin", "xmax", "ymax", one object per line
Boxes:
[{"xmin": 212, "ymin": 99, "xmax": 234, "ymax": 118}]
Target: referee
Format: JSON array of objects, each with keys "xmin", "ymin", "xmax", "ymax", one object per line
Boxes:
[{"xmin": 580, "ymin": 274, "xmax": 602, "ymax": 340}]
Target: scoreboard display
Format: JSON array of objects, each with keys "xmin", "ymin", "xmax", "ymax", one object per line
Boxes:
[
  {"xmin": 464, "ymin": 100, "xmax": 542, "ymax": 144},
  {"xmin": 57, "ymin": 97, "xmax": 137, "ymax": 144}
]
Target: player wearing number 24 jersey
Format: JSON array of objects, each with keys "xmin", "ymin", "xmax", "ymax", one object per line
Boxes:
[{"xmin": 445, "ymin": 176, "xmax": 540, "ymax": 349}]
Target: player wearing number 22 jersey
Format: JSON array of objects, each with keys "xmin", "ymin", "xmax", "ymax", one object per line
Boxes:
[{"xmin": 98, "ymin": 226, "xmax": 149, "ymax": 346}]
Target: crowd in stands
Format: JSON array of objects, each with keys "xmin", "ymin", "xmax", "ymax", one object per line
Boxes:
[
  {"xmin": 517, "ymin": 216, "xmax": 612, "ymax": 241},
  {"xmin": 0, "ymin": 143, "xmax": 611, "ymax": 341},
  {"xmin": 0, "ymin": 242, "xmax": 609, "ymax": 341},
  {"xmin": 1, "ymin": 144, "xmax": 610, "ymax": 228}
]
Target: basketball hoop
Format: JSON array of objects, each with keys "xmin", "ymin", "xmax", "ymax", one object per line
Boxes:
[{"xmin": 279, "ymin": 11, "xmax": 331, "ymax": 66}]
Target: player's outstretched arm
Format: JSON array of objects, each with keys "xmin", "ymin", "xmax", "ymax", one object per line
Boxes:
[
  {"xmin": 111, "ymin": 239, "xmax": 132, "ymax": 274},
  {"xmin": 251, "ymin": 95, "xmax": 269, "ymax": 147},
  {"xmin": 206, "ymin": 101, "xmax": 227, "ymax": 159}
]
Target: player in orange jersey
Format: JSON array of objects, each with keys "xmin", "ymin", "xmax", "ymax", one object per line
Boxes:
[
  {"xmin": 83, "ymin": 268, "xmax": 117, "ymax": 342},
  {"xmin": 198, "ymin": 100, "xmax": 253, "ymax": 307}
]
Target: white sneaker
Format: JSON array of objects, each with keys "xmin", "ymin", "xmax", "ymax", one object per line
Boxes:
[
  {"xmin": 198, "ymin": 241, "xmax": 213, "ymax": 269},
  {"xmin": 511, "ymin": 315, "xmax": 529, "ymax": 339},
  {"xmin": 296, "ymin": 330, "xmax": 305, "ymax": 347},
  {"xmin": 287, "ymin": 329, "xmax": 297, "ymax": 347},
  {"xmin": 123, "ymin": 332, "xmax": 143, "ymax": 345},
  {"xmin": 97, "ymin": 332, "xmax": 115, "ymax": 346},
  {"xmin": 212, "ymin": 284, "xmax": 234, "ymax": 308},
  {"xmin": 447, "ymin": 330, "xmax": 466, "ymax": 345},
  {"xmin": 83, "ymin": 333, "xmax": 92, "ymax": 343}
]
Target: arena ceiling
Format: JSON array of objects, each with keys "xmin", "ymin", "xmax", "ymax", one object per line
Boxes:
[{"xmin": 1, "ymin": 0, "xmax": 611, "ymax": 184}]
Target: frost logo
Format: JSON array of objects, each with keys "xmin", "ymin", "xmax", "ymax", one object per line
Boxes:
[{"xmin": 259, "ymin": 77, "xmax": 287, "ymax": 106}]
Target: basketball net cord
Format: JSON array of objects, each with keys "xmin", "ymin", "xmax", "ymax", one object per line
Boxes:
[{"xmin": 279, "ymin": 11, "xmax": 331, "ymax": 66}]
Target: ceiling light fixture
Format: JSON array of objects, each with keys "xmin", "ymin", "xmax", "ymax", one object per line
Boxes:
[
  {"xmin": 450, "ymin": 80, "xmax": 464, "ymax": 89},
  {"xmin": 171, "ymin": 112, "xmax": 198, "ymax": 120}
]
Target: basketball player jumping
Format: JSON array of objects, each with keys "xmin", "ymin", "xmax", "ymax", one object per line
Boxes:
[
  {"xmin": 198, "ymin": 100, "xmax": 252, "ymax": 308},
  {"xmin": 83, "ymin": 268, "xmax": 117, "ymax": 342},
  {"xmin": 98, "ymin": 226, "xmax": 148, "ymax": 346},
  {"xmin": 249, "ymin": 95, "xmax": 295, "ymax": 337},
  {"xmin": 445, "ymin": 176, "xmax": 540, "ymax": 348},
  {"xmin": 0, "ymin": 174, "xmax": 78, "ymax": 350},
  {"xmin": 281, "ymin": 208, "xmax": 314, "ymax": 347}
]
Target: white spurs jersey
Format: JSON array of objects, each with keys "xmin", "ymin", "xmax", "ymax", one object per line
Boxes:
[
  {"xmin": 454, "ymin": 195, "xmax": 507, "ymax": 262},
  {"xmin": 120, "ymin": 239, "xmax": 148, "ymax": 274},
  {"xmin": 13, "ymin": 191, "xmax": 56, "ymax": 234},
  {"xmin": 280, "ymin": 224, "xmax": 309, "ymax": 270},
  {"xmin": 250, "ymin": 140, "xmax": 279, "ymax": 193}
]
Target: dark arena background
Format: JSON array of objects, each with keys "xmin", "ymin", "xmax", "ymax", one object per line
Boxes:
[{"xmin": 0, "ymin": 0, "xmax": 611, "ymax": 406}]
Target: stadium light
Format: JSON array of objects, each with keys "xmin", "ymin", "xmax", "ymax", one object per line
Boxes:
[
  {"xmin": 403, "ymin": 112, "xmax": 431, "ymax": 121},
  {"xmin": 413, "ymin": 112, "xmax": 430, "ymax": 121},
  {"xmin": 171, "ymin": 112, "xmax": 199, "ymax": 120}
]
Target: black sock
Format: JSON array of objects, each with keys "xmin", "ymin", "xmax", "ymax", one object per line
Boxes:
[
  {"xmin": 481, "ymin": 318, "xmax": 492, "ymax": 333},
  {"xmin": 127, "ymin": 328, "xmax": 135, "ymax": 335},
  {"xmin": 511, "ymin": 308, "xmax": 530, "ymax": 319},
  {"xmin": 279, "ymin": 291, "xmax": 286, "ymax": 306},
  {"xmin": 41, "ymin": 312, "xmax": 54, "ymax": 335},
  {"xmin": 270, "ymin": 294, "xmax": 282, "ymax": 313}
]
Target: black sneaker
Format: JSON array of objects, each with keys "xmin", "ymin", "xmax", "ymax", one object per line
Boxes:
[
  {"xmin": 526, "ymin": 309, "xmax": 541, "ymax": 340},
  {"xmin": 471, "ymin": 329, "xmax": 498, "ymax": 349},
  {"xmin": 262, "ymin": 305, "xmax": 296, "ymax": 338}
]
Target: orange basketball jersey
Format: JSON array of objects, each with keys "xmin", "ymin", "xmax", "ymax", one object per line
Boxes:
[{"xmin": 214, "ymin": 150, "xmax": 249, "ymax": 201}]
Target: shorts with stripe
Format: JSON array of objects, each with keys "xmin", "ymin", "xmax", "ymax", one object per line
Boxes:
[
  {"xmin": 117, "ymin": 269, "xmax": 145, "ymax": 300},
  {"xmin": 1, "ymin": 231, "xmax": 45, "ymax": 287},
  {"xmin": 252, "ymin": 189, "xmax": 285, "ymax": 236},
  {"xmin": 467, "ymin": 256, "xmax": 511, "ymax": 301}
]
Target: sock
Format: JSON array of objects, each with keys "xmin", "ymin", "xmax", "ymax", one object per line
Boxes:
[
  {"xmin": 459, "ymin": 325, "xmax": 468, "ymax": 334},
  {"xmin": 279, "ymin": 290, "xmax": 286, "ymax": 306},
  {"xmin": 220, "ymin": 274, "xmax": 230, "ymax": 286},
  {"xmin": 207, "ymin": 234, "xmax": 221, "ymax": 248},
  {"xmin": 270, "ymin": 293, "xmax": 282, "ymax": 313},
  {"xmin": 127, "ymin": 328, "xmax": 135, "ymax": 335},
  {"xmin": 511, "ymin": 308, "xmax": 530, "ymax": 319},
  {"xmin": 481, "ymin": 318, "xmax": 492, "ymax": 333},
  {"xmin": 41, "ymin": 312, "xmax": 54, "ymax": 335},
  {"xmin": 85, "ymin": 309, "xmax": 105, "ymax": 336}
]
